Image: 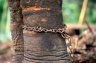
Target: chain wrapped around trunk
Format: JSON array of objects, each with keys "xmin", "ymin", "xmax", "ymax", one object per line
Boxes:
[
  {"xmin": 22, "ymin": 24, "xmax": 72, "ymax": 59},
  {"xmin": 22, "ymin": 24, "xmax": 70, "ymax": 39}
]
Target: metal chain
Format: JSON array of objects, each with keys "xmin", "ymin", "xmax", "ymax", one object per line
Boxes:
[{"xmin": 22, "ymin": 25, "xmax": 70, "ymax": 39}]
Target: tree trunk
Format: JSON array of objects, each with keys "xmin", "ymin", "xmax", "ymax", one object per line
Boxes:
[
  {"xmin": 8, "ymin": 0, "xmax": 24, "ymax": 63},
  {"xmin": 8, "ymin": 0, "xmax": 72, "ymax": 63}
]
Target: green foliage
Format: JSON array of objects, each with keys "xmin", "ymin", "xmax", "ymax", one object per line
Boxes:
[
  {"xmin": 62, "ymin": 0, "xmax": 96, "ymax": 25},
  {"xmin": 62, "ymin": 0, "xmax": 81, "ymax": 24},
  {"xmin": 0, "ymin": 0, "xmax": 11, "ymax": 42},
  {"xmin": 86, "ymin": 0, "xmax": 96, "ymax": 25}
]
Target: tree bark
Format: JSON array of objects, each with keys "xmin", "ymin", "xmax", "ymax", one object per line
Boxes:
[
  {"xmin": 8, "ymin": 0, "xmax": 72, "ymax": 63},
  {"xmin": 8, "ymin": 0, "xmax": 24, "ymax": 63},
  {"xmin": 21, "ymin": 0, "xmax": 72, "ymax": 63}
]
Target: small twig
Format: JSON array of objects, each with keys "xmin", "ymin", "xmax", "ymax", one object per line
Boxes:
[
  {"xmin": 85, "ymin": 21, "xmax": 94, "ymax": 35},
  {"xmin": 78, "ymin": 0, "xmax": 88, "ymax": 25}
]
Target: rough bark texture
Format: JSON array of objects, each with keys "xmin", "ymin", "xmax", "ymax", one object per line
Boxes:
[
  {"xmin": 8, "ymin": 0, "xmax": 72, "ymax": 63},
  {"xmin": 22, "ymin": 0, "xmax": 72, "ymax": 63},
  {"xmin": 8, "ymin": 0, "xmax": 24, "ymax": 63}
]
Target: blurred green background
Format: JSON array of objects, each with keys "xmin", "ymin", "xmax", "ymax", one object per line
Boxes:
[
  {"xmin": 0, "ymin": 0, "xmax": 96, "ymax": 42},
  {"xmin": 0, "ymin": 0, "xmax": 11, "ymax": 42},
  {"xmin": 62, "ymin": 0, "xmax": 96, "ymax": 25}
]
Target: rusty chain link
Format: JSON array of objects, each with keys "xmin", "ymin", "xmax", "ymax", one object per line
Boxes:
[{"xmin": 22, "ymin": 25, "xmax": 70, "ymax": 39}]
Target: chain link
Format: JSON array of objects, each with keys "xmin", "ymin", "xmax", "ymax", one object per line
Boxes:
[{"xmin": 22, "ymin": 25, "xmax": 70, "ymax": 39}]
